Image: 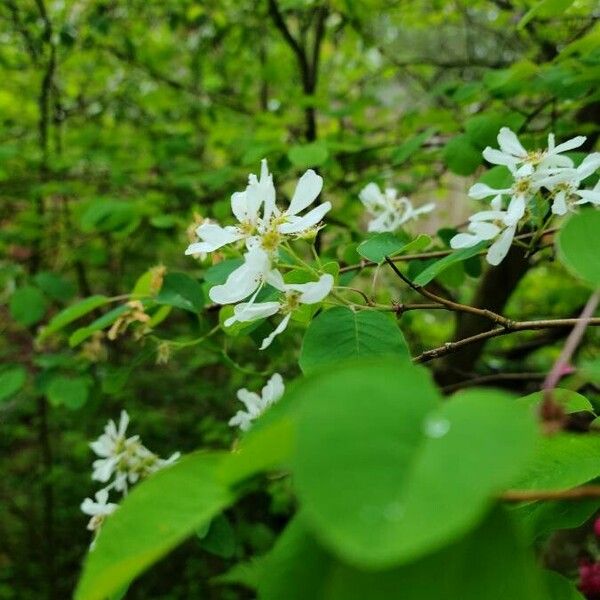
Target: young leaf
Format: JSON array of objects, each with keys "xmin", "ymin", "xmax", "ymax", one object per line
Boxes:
[
  {"xmin": 9, "ymin": 285, "xmax": 48, "ymax": 327},
  {"xmin": 299, "ymin": 308, "xmax": 410, "ymax": 374},
  {"xmin": 46, "ymin": 375, "xmax": 91, "ymax": 410},
  {"xmin": 0, "ymin": 366, "xmax": 27, "ymax": 403},
  {"xmin": 39, "ymin": 295, "xmax": 109, "ymax": 340},
  {"xmin": 413, "ymin": 242, "xmax": 486, "ymax": 286},
  {"xmin": 156, "ymin": 272, "xmax": 204, "ymax": 313},
  {"xmin": 443, "ymin": 135, "xmax": 482, "ymax": 176}
]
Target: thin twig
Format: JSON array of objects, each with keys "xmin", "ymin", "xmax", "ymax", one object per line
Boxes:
[
  {"xmin": 384, "ymin": 256, "xmax": 513, "ymax": 328},
  {"xmin": 441, "ymin": 372, "xmax": 545, "ymax": 394},
  {"xmin": 414, "ymin": 318, "xmax": 600, "ymax": 364}
]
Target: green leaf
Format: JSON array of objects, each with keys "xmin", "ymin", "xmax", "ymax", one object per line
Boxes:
[
  {"xmin": 69, "ymin": 305, "xmax": 130, "ymax": 347},
  {"xmin": 356, "ymin": 233, "xmax": 408, "ymax": 263},
  {"xmin": 292, "ymin": 369, "xmax": 537, "ymax": 568},
  {"xmin": 39, "ymin": 295, "xmax": 109, "ymax": 340},
  {"xmin": 0, "ymin": 366, "xmax": 27, "ymax": 403},
  {"xmin": 557, "ymin": 211, "xmax": 600, "ymax": 287},
  {"xmin": 46, "ymin": 375, "xmax": 90, "ymax": 410},
  {"xmin": 413, "ymin": 242, "xmax": 486, "ymax": 286},
  {"xmin": 443, "ymin": 135, "xmax": 482, "ymax": 176},
  {"xmin": 33, "ymin": 271, "xmax": 76, "ymax": 302},
  {"xmin": 156, "ymin": 272, "xmax": 204, "ymax": 313},
  {"xmin": 391, "ymin": 128, "xmax": 435, "ymax": 166},
  {"xmin": 287, "ymin": 142, "xmax": 329, "ymax": 168},
  {"xmin": 357, "ymin": 233, "xmax": 430, "ymax": 264},
  {"xmin": 513, "ymin": 433, "xmax": 600, "ymax": 492},
  {"xmin": 519, "ymin": 0, "xmax": 576, "ymax": 29},
  {"xmin": 545, "ymin": 570, "xmax": 585, "ymax": 600},
  {"xmin": 9, "ymin": 285, "xmax": 48, "ymax": 327},
  {"xmin": 198, "ymin": 514, "xmax": 236, "ymax": 558},
  {"xmin": 204, "ymin": 259, "xmax": 243, "ymax": 285},
  {"xmin": 299, "ymin": 308, "xmax": 410, "ymax": 375},
  {"xmin": 258, "ymin": 509, "xmax": 545, "ymax": 600},
  {"xmin": 75, "ymin": 453, "xmax": 234, "ymax": 600},
  {"xmin": 518, "ymin": 389, "xmax": 594, "ymax": 415}
]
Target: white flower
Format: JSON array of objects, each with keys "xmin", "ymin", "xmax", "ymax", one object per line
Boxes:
[
  {"xmin": 536, "ymin": 153, "xmax": 600, "ymax": 215},
  {"xmin": 575, "ymin": 179, "xmax": 600, "ymax": 208},
  {"xmin": 185, "ymin": 160, "xmax": 274, "ymax": 256},
  {"xmin": 81, "ymin": 488, "xmax": 118, "ymax": 533},
  {"xmin": 450, "ymin": 209, "xmax": 517, "ymax": 267},
  {"xmin": 224, "ymin": 273, "xmax": 334, "ymax": 349},
  {"xmin": 482, "ymin": 127, "xmax": 586, "ymax": 173},
  {"xmin": 90, "ymin": 410, "xmax": 137, "ymax": 484},
  {"xmin": 359, "ymin": 183, "xmax": 435, "ymax": 233},
  {"xmin": 229, "ymin": 373, "xmax": 285, "ymax": 431}
]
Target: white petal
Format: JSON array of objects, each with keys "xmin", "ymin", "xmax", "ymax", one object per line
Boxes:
[
  {"xmin": 450, "ymin": 233, "xmax": 480, "ymax": 249},
  {"xmin": 236, "ymin": 389, "xmax": 263, "ymax": 416},
  {"xmin": 497, "ymin": 127, "xmax": 527, "ymax": 158},
  {"xmin": 288, "ymin": 170, "xmax": 324, "ymax": 216},
  {"xmin": 574, "ymin": 189, "xmax": 600, "ymax": 206},
  {"xmin": 505, "ymin": 195, "xmax": 525, "ymax": 226},
  {"xmin": 279, "ymin": 201, "xmax": 331, "ymax": 234},
  {"xmin": 576, "ymin": 153, "xmax": 600, "ymax": 179},
  {"xmin": 262, "ymin": 373, "xmax": 285, "ymax": 406},
  {"xmin": 367, "ymin": 212, "xmax": 395, "ymax": 233},
  {"xmin": 209, "ymin": 265, "xmax": 261, "ymax": 305},
  {"xmin": 482, "ymin": 147, "xmax": 520, "ymax": 168},
  {"xmin": 486, "ymin": 226, "xmax": 516, "ymax": 266},
  {"xmin": 265, "ymin": 269, "xmax": 286, "ymax": 291},
  {"xmin": 411, "ymin": 202, "xmax": 436, "ymax": 217},
  {"xmin": 469, "ymin": 210, "xmax": 505, "ymax": 222},
  {"xmin": 229, "ymin": 410, "xmax": 253, "ymax": 431},
  {"xmin": 551, "ymin": 191, "xmax": 568, "ymax": 215},
  {"xmin": 490, "ymin": 195, "xmax": 503, "ymax": 211},
  {"xmin": 231, "ymin": 191, "xmax": 251, "ymax": 223},
  {"xmin": 552, "ymin": 136, "xmax": 586, "ymax": 154},
  {"xmin": 469, "ymin": 222, "xmax": 500, "ymax": 240},
  {"xmin": 514, "ymin": 163, "xmax": 534, "ymax": 178},
  {"xmin": 468, "ymin": 183, "xmax": 507, "ymax": 200},
  {"xmin": 186, "ymin": 223, "xmax": 243, "ymax": 254},
  {"xmin": 225, "ymin": 301, "xmax": 280, "ymax": 326},
  {"xmin": 260, "ymin": 313, "xmax": 292, "ymax": 350},
  {"xmin": 286, "ymin": 273, "xmax": 334, "ymax": 304},
  {"xmin": 359, "ymin": 183, "xmax": 384, "ymax": 211}
]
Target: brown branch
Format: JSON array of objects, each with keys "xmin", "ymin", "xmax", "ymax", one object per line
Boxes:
[
  {"xmin": 384, "ymin": 256, "xmax": 513, "ymax": 328},
  {"xmin": 414, "ymin": 318, "xmax": 600, "ymax": 364},
  {"xmin": 501, "ymin": 486, "xmax": 600, "ymax": 502},
  {"xmin": 441, "ymin": 372, "xmax": 545, "ymax": 394}
]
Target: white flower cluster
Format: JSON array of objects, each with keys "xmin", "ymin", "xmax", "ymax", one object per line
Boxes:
[
  {"xmin": 186, "ymin": 160, "xmax": 334, "ymax": 349},
  {"xmin": 359, "ymin": 182, "xmax": 435, "ymax": 233},
  {"xmin": 81, "ymin": 411, "xmax": 180, "ymax": 542},
  {"xmin": 229, "ymin": 373, "xmax": 285, "ymax": 432},
  {"xmin": 451, "ymin": 127, "xmax": 600, "ymax": 266}
]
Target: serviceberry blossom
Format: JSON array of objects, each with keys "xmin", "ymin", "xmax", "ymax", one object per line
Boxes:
[
  {"xmin": 452, "ymin": 127, "xmax": 600, "ymax": 266},
  {"xmin": 229, "ymin": 373, "xmax": 285, "ymax": 431},
  {"xmin": 82, "ymin": 411, "xmax": 180, "ymax": 544},
  {"xmin": 224, "ymin": 272, "xmax": 334, "ymax": 349},
  {"xmin": 359, "ymin": 182, "xmax": 435, "ymax": 233},
  {"xmin": 81, "ymin": 489, "xmax": 118, "ymax": 534},
  {"xmin": 188, "ymin": 160, "xmax": 334, "ymax": 348}
]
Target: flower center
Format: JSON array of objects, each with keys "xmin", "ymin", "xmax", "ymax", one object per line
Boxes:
[
  {"xmin": 512, "ymin": 177, "xmax": 533, "ymax": 196},
  {"xmin": 282, "ymin": 291, "xmax": 301, "ymax": 314},
  {"xmin": 525, "ymin": 150, "xmax": 546, "ymax": 165},
  {"xmin": 261, "ymin": 228, "xmax": 283, "ymax": 252}
]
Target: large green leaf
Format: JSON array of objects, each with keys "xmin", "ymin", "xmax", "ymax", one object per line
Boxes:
[
  {"xmin": 299, "ymin": 308, "xmax": 410, "ymax": 374},
  {"xmin": 39, "ymin": 295, "xmax": 109, "ymax": 340},
  {"xmin": 258, "ymin": 509, "xmax": 545, "ymax": 600},
  {"xmin": 75, "ymin": 453, "xmax": 234, "ymax": 600},
  {"xmin": 292, "ymin": 368, "xmax": 538, "ymax": 568},
  {"xmin": 557, "ymin": 211, "xmax": 600, "ymax": 287},
  {"xmin": 357, "ymin": 233, "xmax": 430, "ymax": 264},
  {"xmin": 413, "ymin": 242, "xmax": 486, "ymax": 286},
  {"xmin": 9, "ymin": 285, "xmax": 48, "ymax": 327},
  {"xmin": 46, "ymin": 375, "xmax": 91, "ymax": 410},
  {"xmin": 443, "ymin": 135, "xmax": 482, "ymax": 175}
]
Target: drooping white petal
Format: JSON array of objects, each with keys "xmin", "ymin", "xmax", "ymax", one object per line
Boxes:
[
  {"xmin": 411, "ymin": 202, "xmax": 436, "ymax": 217},
  {"xmin": 224, "ymin": 301, "xmax": 280, "ymax": 327},
  {"xmin": 486, "ymin": 225, "xmax": 516, "ymax": 266},
  {"xmin": 236, "ymin": 389, "xmax": 263, "ymax": 416},
  {"xmin": 259, "ymin": 313, "xmax": 292, "ymax": 350},
  {"xmin": 505, "ymin": 195, "xmax": 526, "ymax": 226},
  {"xmin": 261, "ymin": 373, "xmax": 285, "ymax": 406},
  {"xmin": 576, "ymin": 153, "xmax": 600, "ymax": 179},
  {"xmin": 186, "ymin": 223, "xmax": 243, "ymax": 254},
  {"xmin": 286, "ymin": 273, "xmax": 334, "ymax": 304},
  {"xmin": 278, "ymin": 201, "xmax": 331, "ymax": 234},
  {"xmin": 288, "ymin": 169, "xmax": 324, "ymax": 216},
  {"xmin": 450, "ymin": 232, "xmax": 480, "ymax": 249},
  {"xmin": 497, "ymin": 127, "xmax": 527, "ymax": 158},
  {"xmin": 228, "ymin": 411, "xmax": 254, "ymax": 432},
  {"xmin": 551, "ymin": 191, "xmax": 568, "ymax": 215},
  {"xmin": 209, "ymin": 248, "xmax": 271, "ymax": 305},
  {"xmin": 469, "ymin": 222, "xmax": 500, "ymax": 240}
]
